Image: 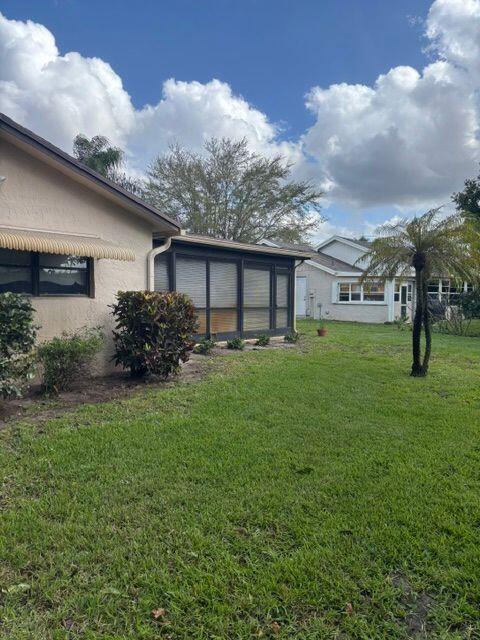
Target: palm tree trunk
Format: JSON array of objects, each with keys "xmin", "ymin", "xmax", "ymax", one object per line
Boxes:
[
  {"xmin": 421, "ymin": 274, "xmax": 432, "ymax": 375},
  {"xmin": 411, "ymin": 268, "xmax": 424, "ymax": 377}
]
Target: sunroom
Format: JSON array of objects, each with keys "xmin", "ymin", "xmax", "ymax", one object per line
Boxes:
[{"xmin": 152, "ymin": 234, "xmax": 310, "ymax": 339}]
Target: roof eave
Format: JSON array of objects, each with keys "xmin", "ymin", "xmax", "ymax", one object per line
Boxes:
[
  {"xmin": 0, "ymin": 113, "xmax": 181, "ymax": 234},
  {"xmin": 162, "ymin": 234, "xmax": 312, "ymax": 259}
]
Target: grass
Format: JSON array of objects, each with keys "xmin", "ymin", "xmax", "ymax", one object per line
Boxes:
[{"xmin": 0, "ymin": 320, "xmax": 479, "ymax": 639}]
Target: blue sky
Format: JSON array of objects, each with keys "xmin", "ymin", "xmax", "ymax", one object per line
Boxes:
[
  {"xmin": 1, "ymin": 0, "xmax": 479, "ymax": 240},
  {"xmin": 4, "ymin": 0, "xmax": 432, "ymax": 138}
]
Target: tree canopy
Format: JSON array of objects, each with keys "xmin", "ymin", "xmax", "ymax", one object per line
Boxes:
[
  {"xmin": 72, "ymin": 134, "xmax": 144, "ymax": 196},
  {"xmin": 452, "ymin": 165, "xmax": 480, "ymax": 218},
  {"xmin": 144, "ymin": 138, "xmax": 324, "ymax": 243}
]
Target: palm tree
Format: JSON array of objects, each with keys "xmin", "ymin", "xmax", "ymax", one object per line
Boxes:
[
  {"xmin": 73, "ymin": 134, "xmax": 123, "ymax": 177},
  {"xmin": 72, "ymin": 134, "xmax": 145, "ymax": 196},
  {"xmin": 362, "ymin": 209, "xmax": 478, "ymax": 377}
]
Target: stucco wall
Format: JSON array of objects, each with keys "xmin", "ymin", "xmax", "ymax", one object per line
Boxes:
[
  {"xmin": 0, "ymin": 137, "xmax": 155, "ymax": 372},
  {"xmin": 296, "ymin": 262, "xmax": 390, "ymax": 323}
]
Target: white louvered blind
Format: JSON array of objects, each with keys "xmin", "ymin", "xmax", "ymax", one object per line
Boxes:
[
  {"xmin": 244, "ymin": 268, "xmax": 270, "ymax": 307},
  {"xmin": 276, "ymin": 272, "xmax": 289, "ymax": 328},
  {"xmin": 244, "ymin": 309, "xmax": 270, "ymax": 331},
  {"xmin": 176, "ymin": 257, "xmax": 207, "ymax": 307},
  {"xmin": 210, "ymin": 261, "xmax": 237, "ymax": 307},
  {"xmin": 244, "ymin": 267, "xmax": 271, "ymax": 331},
  {"xmin": 154, "ymin": 254, "xmax": 169, "ymax": 291},
  {"xmin": 276, "ymin": 273, "xmax": 289, "ymax": 307},
  {"xmin": 276, "ymin": 309, "xmax": 288, "ymax": 328}
]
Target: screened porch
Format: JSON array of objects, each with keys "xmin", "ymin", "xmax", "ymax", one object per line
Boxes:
[{"xmin": 153, "ymin": 237, "xmax": 298, "ymax": 339}]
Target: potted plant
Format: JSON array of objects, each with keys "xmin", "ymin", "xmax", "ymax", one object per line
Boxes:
[{"xmin": 317, "ymin": 321, "xmax": 327, "ymax": 337}]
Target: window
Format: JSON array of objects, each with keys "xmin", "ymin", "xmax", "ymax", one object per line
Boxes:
[
  {"xmin": 244, "ymin": 266, "xmax": 271, "ymax": 331},
  {"xmin": 363, "ymin": 282, "xmax": 384, "ymax": 301},
  {"xmin": 38, "ymin": 254, "xmax": 89, "ymax": 296},
  {"xmin": 175, "ymin": 256, "xmax": 207, "ymax": 333},
  {"xmin": 427, "ymin": 280, "xmax": 441, "ymax": 300},
  {"xmin": 210, "ymin": 261, "xmax": 238, "ymax": 334},
  {"xmin": 337, "ymin": 282, "xmax": 383, "ymax": 303},
  {"xmin": 154, "ymin": 254, "xmax": 169, "ymax": 291},
  {"xmin": 0, "ymin": 249, "xmax": 91, "ymax": 296},
  {"xmin": 275, "ymin": 271, "xmax": 290, "ymax": 328},
  {"xmin": 0, "ymin": 249, "xmax": 32, "ymax": 294}
]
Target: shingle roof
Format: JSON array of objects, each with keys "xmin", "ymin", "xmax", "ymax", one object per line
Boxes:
[
  {"xmin": 266, "ymin": 240, "xmax": 316, "ymax": 252},
  {"xmin": 309, "ymin": 251, "xmax": 363, "ymax": 273},
  {"xmin": 339, "ymin": 236, "xmax": 372, "ymax": 248}
]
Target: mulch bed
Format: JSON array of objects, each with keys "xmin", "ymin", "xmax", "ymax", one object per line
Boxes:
[{"xmin": 0, "ymin": 340, "xmax": 296, "ymax": 429}]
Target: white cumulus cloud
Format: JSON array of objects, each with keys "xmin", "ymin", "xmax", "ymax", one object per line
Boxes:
[
  {"xmin": 0, "ymin": 12, "xmax": 300, "ymax": 174},
  {"xmin": 0, "ymin": 0, "xmax": 479, "ymax": 217},
  {"xmin": 302, "ymin": 0, "xmax": 480, "ymax": 208}
]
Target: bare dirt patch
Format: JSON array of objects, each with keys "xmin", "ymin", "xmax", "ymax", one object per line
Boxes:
[
  {"xmin": 0, "ymin": 340, "xmax": 297, "ymax": 429},
  {"xmin": 391, "ymin": 572, "xmax": 434, "ymax": 637}
]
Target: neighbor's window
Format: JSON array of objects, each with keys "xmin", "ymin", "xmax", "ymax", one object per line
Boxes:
[
  {"xmin": 427, "ymin": 280, "xmax": 441, "ymax": 300},
  {"xmin": 394, "ymin": 282, "xmax": 400, "ymax": 302},
  {"xmin": 363, "ymin": 282, "xmax": 385, "ymax": 302},
  {"xmin": 338, "ymin": 282, "xmax": 383, "ymax": 303},
  {"xmin": 394, "ymin": 282, "xmax": 413, "ymax": 302},
  {"xmin": 0, "ymin": 249, "xmax": 91, "ymax": 296},
  {"xmin": 338, "ymin": 283, "xmax": 361, "ymax": 302}
]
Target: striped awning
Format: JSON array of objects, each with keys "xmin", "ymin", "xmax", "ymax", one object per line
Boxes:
[{"xmin": 0, "ymin": 227, "xmax": 135, "ymax": 261}]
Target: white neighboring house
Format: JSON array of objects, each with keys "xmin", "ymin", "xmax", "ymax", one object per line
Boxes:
[
  {"xmin": 261, "ymin": 235, "xmax": 473, "ymax": 324},
  {"xmin": 259, "ymin": 236, "xmax": 415, "ymax": 323}
]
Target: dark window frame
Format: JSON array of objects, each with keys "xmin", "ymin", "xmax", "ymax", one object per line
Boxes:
[{"xmin": 0, "ymin": 249, "xmax": 93, "ymax": 298}]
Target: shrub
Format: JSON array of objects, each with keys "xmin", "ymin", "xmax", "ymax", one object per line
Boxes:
[
  {"xmin": 193, "ymin": 337, "xmax": 216, "ymax": 355},
  {"xmin": 37, "ymin": 327, "xmax": 103, "ymax": 394},
  {"xmin": 432, "ymin": 291, "xmax": 480, "ymax": 337},
  {"xmin": 393, "ymin": 316, "xmax": 410, "ymax": 331},
  {"xmin": 226, "ymin": 337, "xmax": 245, "ymax": 350},
  {"xmin": 284, "ymin": 331, "xmax": 299, "ymax": 343},
  {"xmin": 458, "ymin": 290, "xmax": 480, "ymax": 320},
  {"xmin": 0, "ymin": 293, "xmax": 37, "ymax": 398},
  {"xmin": 111, "ymin": 291, "xmax": 197, "ymax": 378},
  {"xmin": 255, "ymin": 334, "xmax": 270, "ymax": 347}
]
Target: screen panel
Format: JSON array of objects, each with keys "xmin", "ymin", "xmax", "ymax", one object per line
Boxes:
[
  {"xmin": 176, "ymin": 257, "xmax": 207, "ymax": 307},
  {"xmin": 244, "ymin": 266, "xmax": 271, "ymax": 332},
  {"xmin": 154, "ymin": 254, "xmax": 169, "ymax": 291}
]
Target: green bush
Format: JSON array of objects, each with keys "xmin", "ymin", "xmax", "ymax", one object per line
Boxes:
[
  {"xmin": 226, "ymin": 337, "xmax": 245, "ymax": 350},
  {"xmin": 255, "ymin": 334, "xmax": 270, "ymax": 347},
  {"xmin": 458, "ymin": 290, "xmax": 480, "ymax": 319},
  {"xmin": 284, "ymin": 331, "xmax": 299, "ymax": 343},
  {"xmin": 0, "ymin": 293, "xmax": 37, "ymax": 398},
  {"xmin": 193, "ymin": 337, "xmax": 216, "ymax": 355},
  {"xmin": 111, "ymin": 291, "xmax": 197, "ymax": 378},
  {"xmin": 37, "ymin": 327, "xmax": 103, "ymax": 394}
]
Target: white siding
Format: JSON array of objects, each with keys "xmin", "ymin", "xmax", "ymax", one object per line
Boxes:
[
  {"xmin": 320, "ymin": 240, "xmax": 366, "ymax": 267},
  {"xmin": 296, "ymin": 261, "xmax": 390, "ymax": 323}
]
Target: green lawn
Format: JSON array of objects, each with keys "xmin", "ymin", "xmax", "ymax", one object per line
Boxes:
[{"xmin": 1, "ymin": 320, "xmax": 480, "ymax": 639}]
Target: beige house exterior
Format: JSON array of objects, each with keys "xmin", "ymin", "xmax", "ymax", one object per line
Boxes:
[
  {"xmin": 0, "ymin": 114, "xmax": 309, "ymax": 374},
  {"xmin": 0, "ymin": 113, "xmax": 181, "ymax": 372}
]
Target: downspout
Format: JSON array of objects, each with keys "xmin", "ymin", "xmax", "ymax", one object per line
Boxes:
[
  {"xmin": 147, "ymin": 237, "xmax": 172, "ymax": 291},
  {"xmin": 387, "ymin": 278, "xmax": 395, "ymax": 322},
  {"xmin": 293, "ymin": 259, "xmax": 305, "ymax": 331}
]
